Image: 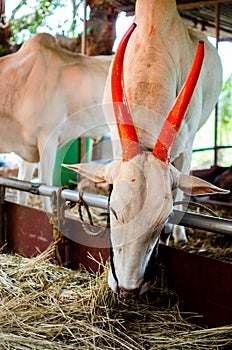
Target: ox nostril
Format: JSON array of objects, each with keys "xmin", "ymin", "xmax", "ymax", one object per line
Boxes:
[{"xmin": 118, "ymin": 286, "xmax": 139, "ymax": 299}]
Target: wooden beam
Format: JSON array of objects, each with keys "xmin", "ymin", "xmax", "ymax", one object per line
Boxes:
[{"xmin": 178, "ymin": 0, "xmax": 232, "ymax": 10}]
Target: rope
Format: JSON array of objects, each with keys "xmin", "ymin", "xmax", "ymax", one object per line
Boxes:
[
  {"xmin": 67, "ymin": 189, "xmax": 109, "ymax": 237},
  {"xmin": 174, "ymin": 199, "xmax": 220, "ymax": 217},
  {"xmin": 77, "ymin": 189, "xmax": 94, "ymax": 226}
]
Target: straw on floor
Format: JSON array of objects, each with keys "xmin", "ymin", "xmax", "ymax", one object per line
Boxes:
[{"xmin": 0, "ymin": 246, "xmax": 231, "ymax": 350}]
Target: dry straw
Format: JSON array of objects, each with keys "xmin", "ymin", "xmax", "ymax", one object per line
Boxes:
[{"xmin": 0, "ymin": 246, "xmax": 231, "ymax": 349}]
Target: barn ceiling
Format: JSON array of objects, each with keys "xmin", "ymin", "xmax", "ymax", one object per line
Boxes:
[{"xmin": 109, "ymin": 0, "xmax": 232, "ymax": 41}]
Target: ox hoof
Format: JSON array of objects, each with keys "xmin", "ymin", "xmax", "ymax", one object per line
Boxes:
[{"xmin": 172, "ymin": 225, "xmax": 188, "ymax": 244}]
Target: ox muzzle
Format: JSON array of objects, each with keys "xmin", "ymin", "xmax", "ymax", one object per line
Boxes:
[{"xmin": 110, "ymin": 238, "xmax": 160, "ymax": 299}]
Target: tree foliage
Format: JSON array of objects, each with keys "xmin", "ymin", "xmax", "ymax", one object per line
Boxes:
[
  {"xmin": 9, "ymin": 0, "xmax": 83, "ymax": 43},
  {"xmin": 6, "ymin": 0, "xmax": 117, "ymax": 55}
]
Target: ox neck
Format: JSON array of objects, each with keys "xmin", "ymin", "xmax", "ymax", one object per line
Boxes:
[{"xmin": 135, "ymin": 0, "xmax": 178, "ymax": 28}]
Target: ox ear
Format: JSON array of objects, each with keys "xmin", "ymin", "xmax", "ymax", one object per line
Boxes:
[
  {"xmin": 62, "ymin": 160, "xmax": 121, "ymax": 184},
  {"xmin": 62, "ymin": 163, "xmax": 107, "ymax": 183},
  {"xmin": 170, "ymin": 166, "xmax": 230, "ymax": 195},
  {"xmin": 179, "ymin": 173, "xmax": 230, "ymax": 195}
]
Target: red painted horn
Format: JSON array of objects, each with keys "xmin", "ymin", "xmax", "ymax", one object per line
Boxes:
[
  {"xmin": 111, "ymin": 23, "xmax": 141, "ymax": 162},
  {"xmin": 152, "ymin": 41, "xmax": 205, "ymax": 163}
]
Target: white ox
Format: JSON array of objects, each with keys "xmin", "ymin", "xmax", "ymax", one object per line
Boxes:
[
  {"xmin": 0, "ymin": 33, "xmax": 112, "ymax": 209},
  {"xmin": 65, "ymin": 0, "xmax": 229, "ymax": 298}
]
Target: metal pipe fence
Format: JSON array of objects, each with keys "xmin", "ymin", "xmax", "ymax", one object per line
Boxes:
[{"xmin": 0, "ymin": 177, "xmax": 232, "ymax": 237}]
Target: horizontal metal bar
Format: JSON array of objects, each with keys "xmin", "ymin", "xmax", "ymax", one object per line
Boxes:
[
  {"xmin": 60, "ymin": 188, "xmax": 108, "ymax": 209},
  {"xmin": 0, "ymin": 177, "xmax": 37, "ymax": 192},
  {"xmin": 0, "ymin": 177, "xmax": 108, "ymax": 210},
  {"xmin": 0, "ymin": 177, "xmax": 231, "ymax": 236},
  {"xmin": 170, "ymin": 210, "xmax": 232, "ymax": 236}
]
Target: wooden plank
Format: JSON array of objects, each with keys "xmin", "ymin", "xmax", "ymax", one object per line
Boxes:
[
  {"xmin": 4, "ymin": 202, "xmax": 53, "ymax": 257},
  {"xmin": 159, "ymin": 244, "xmax": 232, "ymax": 327},
  {"xmin": 4, "ymin": 202, "xmax": 109, "ymax": 271}
]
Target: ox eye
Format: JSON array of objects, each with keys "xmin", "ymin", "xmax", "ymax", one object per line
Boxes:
[{"xmin": 110, "ymin": 206, "xmax": 118, "ymax": 221}]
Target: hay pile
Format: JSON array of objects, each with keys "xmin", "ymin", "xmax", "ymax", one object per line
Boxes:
[
  {"xmin": 172, "ymin": 228, "xmax": 232, "ymax": 263},
  {"xmin": 0, "ymin": 247, "xmax": 232, "ymax": 349},
  {"xmin": 171, "ymin": 202, "xmax": 232, "ymax": 263}
]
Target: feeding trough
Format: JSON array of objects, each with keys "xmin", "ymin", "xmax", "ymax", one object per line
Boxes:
[{"xmin": 0, "ymin": 177, "xmax": 232, "ymax": 329}]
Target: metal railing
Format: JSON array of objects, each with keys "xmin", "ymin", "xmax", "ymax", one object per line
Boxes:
[{"xmin": 0, "ymin": 177, "xmax": 232, "ymax": 237}]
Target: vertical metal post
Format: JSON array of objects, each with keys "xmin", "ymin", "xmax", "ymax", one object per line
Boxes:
[
  {"xmin": 80, "ymin": 0, "xmax": 88, "ymax": 162},
  {"xmin": 81, "ymin": 0, "xmax": 87, "ymax": 55},
  {"xmin": 0, "ymin": 0, "xmax": 6, "ymax": 24},
  {"xmin": 0, "ymin": 1, "xmax": 2, "ymax": 17},
  {"xmin": 214, "ymin": 3, "xmax": 220, "ymax": 165}
]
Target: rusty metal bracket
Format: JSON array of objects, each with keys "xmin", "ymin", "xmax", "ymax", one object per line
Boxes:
[{"xmin": 29, "ymin": 182, "xmax": 42, "ymax": 195}]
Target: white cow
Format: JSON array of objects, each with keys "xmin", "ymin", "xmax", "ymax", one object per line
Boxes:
[
  {"xmin": 64, "ymin": 0, "xmax": 229, "ymax": 298},
  {"xmin": 0, "ymin": 33, "xmax": 112, "ymax": 209}
]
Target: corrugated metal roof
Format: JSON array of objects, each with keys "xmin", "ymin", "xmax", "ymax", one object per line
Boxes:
[{"xmin": 109, "ymin": 0, "xmax": 232, "ymax": 40}]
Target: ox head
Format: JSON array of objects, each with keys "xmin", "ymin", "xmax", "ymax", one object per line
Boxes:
[{"xmin": 64, "ymin": 24, "xmax": 229, "ymax": 298}]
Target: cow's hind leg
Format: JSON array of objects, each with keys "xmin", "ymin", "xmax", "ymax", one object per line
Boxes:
[
  {"xmin": 38, "ymin": 134, "xmax": 59, "ymax": 213},
  {"xmin": 17, "ymin": 159, "xmax": 36, "ymax": 205}
]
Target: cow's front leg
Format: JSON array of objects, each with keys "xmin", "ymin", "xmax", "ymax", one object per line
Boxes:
[
  {"xmin": 172, "ymin": 188, "xmax": 188, "ymax": 243},
  {"xmin": 172, "ymin": 224, "xmax": 188, "ymax": 244},
  {"xmin": 170, "ymin": 150, "xmax": 192, "ymax": 243}
]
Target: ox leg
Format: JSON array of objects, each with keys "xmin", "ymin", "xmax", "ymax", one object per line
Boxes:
[
  {"xmin": 38, "ymin": 137, "xmax": 58, "ymax": 213},
  {"xmin": 38, "ymin": 168, "xmax": 54, "ymax": 213},
  {"xmin": 172, "ymin": 189, "xmax": 188, "ymax": 243},
  {"xmin": 171, "ymin": 152, "xmax": 191, "ymax": 243},
  {"xmin": 17, "ymin": 159, "xmax": 36, "ymax": 205}
]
